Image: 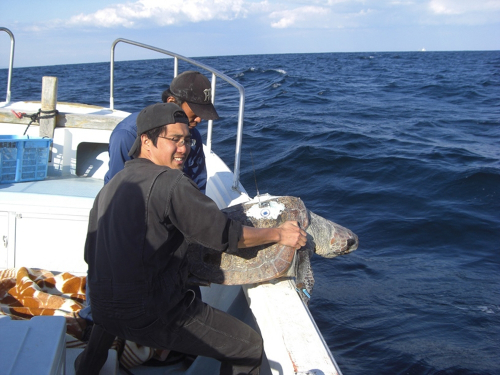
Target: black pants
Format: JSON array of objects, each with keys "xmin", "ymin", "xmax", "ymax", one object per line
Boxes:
[
  {"xmin": 79, "ymin": 280, "xmax": 202, "ymax": 323},
  {"xmin": 92, "ymin": 293, "xmax": 263, "ymax": 375}
]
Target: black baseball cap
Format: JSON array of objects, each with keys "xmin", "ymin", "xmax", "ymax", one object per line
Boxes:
[
  {"xmin": 169, "ymin": 71, "xmax": 219, "ymax": 120},
  {"xmin": 128, "ymin": 103, "xmax": 189, "ymax": 157}
]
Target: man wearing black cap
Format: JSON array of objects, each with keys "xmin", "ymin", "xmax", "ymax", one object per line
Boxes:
[
  {"xmin": 104, "ymin": 70, "xmax": 217, "ymax": 193},
  {"xmin": 76, "ymin": 103, "xmax": 307, "ymax": 375}
]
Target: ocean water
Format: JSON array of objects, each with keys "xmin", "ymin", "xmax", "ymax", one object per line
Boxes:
[{"xmin": 2, "ymin": 50, "xmax": 499, "ymax": 374}]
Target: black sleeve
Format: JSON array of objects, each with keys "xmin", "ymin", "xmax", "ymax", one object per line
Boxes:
[{"xmin": 166, "ymin": 174, "xmax": 242, "ymax": 253}]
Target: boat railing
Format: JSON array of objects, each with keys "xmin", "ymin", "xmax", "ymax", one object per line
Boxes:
[
  {"xmin": 110, "ymin": 38, "xmax": 245, "ymax": 191},
  {"xmin": 0, "ymin": 27, "xmax": 15, "ymax": 104}
]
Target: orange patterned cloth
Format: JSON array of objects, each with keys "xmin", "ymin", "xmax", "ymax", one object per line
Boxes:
[
  {"xmin": 0, "ymin": 267, "xmax": 169, "ymax": 369},
  {"xmin": 0, "ymin": 267, "xmax": 87, "ymax": 338}
]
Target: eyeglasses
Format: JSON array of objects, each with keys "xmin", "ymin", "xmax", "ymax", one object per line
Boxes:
[{"xmin": 158, "ymin": 136, "xmax": 196, "ymax": 147}]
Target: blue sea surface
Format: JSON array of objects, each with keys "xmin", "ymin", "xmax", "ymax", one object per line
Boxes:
[{"xmin": 2, "ymin": 50, "xmax": 499, "ymax": 374}]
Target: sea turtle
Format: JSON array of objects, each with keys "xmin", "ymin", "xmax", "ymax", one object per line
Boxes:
[{"xmin": 187, "ymin": 195, "xmax": 358, "ymax": 303}]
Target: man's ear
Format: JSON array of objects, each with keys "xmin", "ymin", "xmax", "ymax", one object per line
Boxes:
[
  {"xmin": 141, "ymin": 134, "xmax": 150, "ymax": 149},
  {"xmin": 166, "ymin": 96, "xmax": 175, "ymax": 103}
]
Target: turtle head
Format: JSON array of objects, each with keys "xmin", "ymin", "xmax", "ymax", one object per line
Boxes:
[{"xmin": 305, "ymin": 210, "xmax": 359, "ymax": 258}]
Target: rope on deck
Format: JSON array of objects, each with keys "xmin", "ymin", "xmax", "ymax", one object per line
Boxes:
[{"xmin": 10, "ymin": 108, "xmax": 59, "ymax": 135}]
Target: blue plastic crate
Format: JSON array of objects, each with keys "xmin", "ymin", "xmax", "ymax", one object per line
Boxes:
[{"xmin": 0, "ymin": 135, "xmax": 52, "ymax": 183}]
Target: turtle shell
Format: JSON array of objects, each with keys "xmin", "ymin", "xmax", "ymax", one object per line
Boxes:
[{"xmin": 187, "ymin": 196, "xmax": 309, "ymax": 285}]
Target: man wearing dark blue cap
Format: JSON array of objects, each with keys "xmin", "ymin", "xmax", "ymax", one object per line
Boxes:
[
  {"xmin": 76, "ymin": 103, "xmax": 307, "ymax": 375},
  {"xmin": 104, "ymin": 70, "xmax": 217, "ymax": 193}
]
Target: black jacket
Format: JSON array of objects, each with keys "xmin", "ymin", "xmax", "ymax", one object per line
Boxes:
[{"xmin": 85, "ymin": 158, "xmax": 242, "ymax": 322}]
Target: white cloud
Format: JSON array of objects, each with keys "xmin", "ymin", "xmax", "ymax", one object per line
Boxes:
[
  {"xmin": 425, "ymin": 0, "xmax": 500, "ymax": 26},
  {"xmin": 326, "ymin": 0, "xmax": 361, "ymax": 4},
  {"xmin": 429, "ymin": 0, "xmax": 500, "ymax": 15},
  {"xmin": 38, "ymin": 0, "xmax": 500, "ymax": 31},
  {"xmin": 270, "ymin": 6, "xmax": 331, "ymax": 28},
  {"xmin": 69, "ymin": 6, "xmax": 139, "ymax": 28},
  {"xmin": 66, "ymin": 0, "xmax": 250, "ymax": 28}
]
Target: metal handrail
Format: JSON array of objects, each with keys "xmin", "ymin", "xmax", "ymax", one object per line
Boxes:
[
  {"xmin": 0, "ymin": 27, "xmax": 15, "ymax": 104},
  {"xmin": 110, "ymin": 38, "xmax": 245, "ymax": 190}
]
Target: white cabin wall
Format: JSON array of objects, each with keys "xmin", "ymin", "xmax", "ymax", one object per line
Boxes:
[{"xmin": 49, "ymin": 127, "xmax": 112, "ymax": 179}]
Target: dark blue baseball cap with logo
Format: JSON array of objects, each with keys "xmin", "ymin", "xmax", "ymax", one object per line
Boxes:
[{"xmin": 168, "ymin": 71, "xmax": 219, "ymax": 120}]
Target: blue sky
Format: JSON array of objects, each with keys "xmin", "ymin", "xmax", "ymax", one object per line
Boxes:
[{"xmin": 1, "ymin": 0, "xmax": 499, "ymax": 68}]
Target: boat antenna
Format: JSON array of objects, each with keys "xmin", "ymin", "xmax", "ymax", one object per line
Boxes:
[{"xmin": 250, "ymin": 152, "xmax": 262, "ymax": 207}]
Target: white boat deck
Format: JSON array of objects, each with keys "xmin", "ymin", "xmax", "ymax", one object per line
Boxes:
[{"xmin": 0, "ymin": 174, "xmax": 102, "ymax": 198}]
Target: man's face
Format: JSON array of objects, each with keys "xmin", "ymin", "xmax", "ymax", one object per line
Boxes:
[
  {"xmin": 180, "ymin": 102, "xmax": 201, "ymax": 129},
  {"xmin": 147, "ymin": 122, "xmax": 191, "ymax": 170}
]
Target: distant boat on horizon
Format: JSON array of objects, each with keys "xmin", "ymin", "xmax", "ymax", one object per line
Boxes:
[{"xmin": 420, "ymin": 48, "xmax": 426, "ymax": 52}]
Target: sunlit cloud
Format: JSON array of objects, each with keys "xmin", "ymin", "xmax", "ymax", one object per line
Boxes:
[
  {"xmin": 429, "ymin": 0, "xmax": 500, "ymax": 15},
  {"xmin": 66, "ymin": 0, "xmax": 249, "ymax": 28},
  {"xmin": 22, "ymin": 0, "xmax": 500, "ymax": 31},
  {"xmin": 269, "ymin": 6, "xmax": 330, "ymax": 28}
]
